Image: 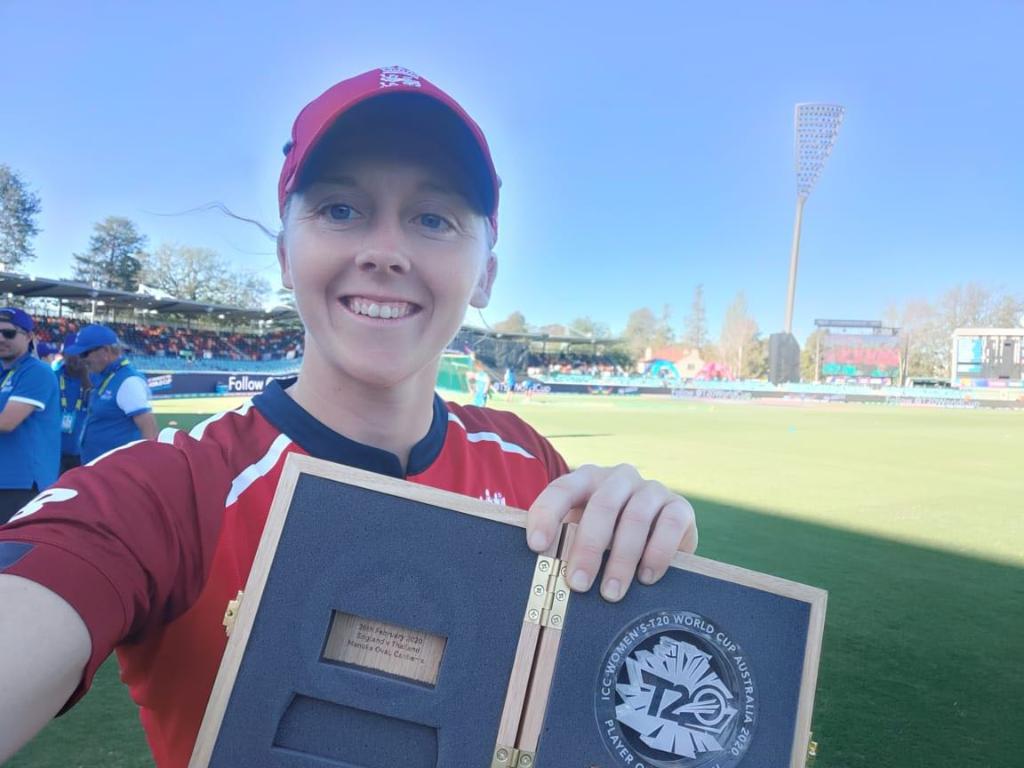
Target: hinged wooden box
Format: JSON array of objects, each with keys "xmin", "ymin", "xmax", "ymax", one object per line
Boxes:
[{"xmin": 191, "ymin": 454, "xmax": 826, "ymax": 768}]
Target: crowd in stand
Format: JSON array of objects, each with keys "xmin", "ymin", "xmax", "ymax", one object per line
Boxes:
[
  {"xmin": 524, "ymin": 353, "xmax": 631, "ymax": 379},
  {"xmin": 26, "ymin": 317, "xmax": 636, "ymax": 376},
  {"xmin": 31, "ymin": 317, "xmax": 303, "ymax": 362}
]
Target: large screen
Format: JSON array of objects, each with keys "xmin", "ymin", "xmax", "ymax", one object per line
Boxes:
[
  {"xmin": 955, "ymin": 334, "xmax": 1023, "ymax": 384},
  {"xmin": 821, "ymin": 334, "xmax": 901, "ymax": 383}
]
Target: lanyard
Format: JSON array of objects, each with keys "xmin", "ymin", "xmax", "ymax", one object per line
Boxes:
[
  {"xmin": 59, "ymin": 372, "xmax": 86, "ymax": 413},
  {"xmin": 96, "ymin": 359, "xmax": 131, "ymax": 400},
  {"xmin": 1, "ymin": 354, "xmax": 28, "ymax": 389}
]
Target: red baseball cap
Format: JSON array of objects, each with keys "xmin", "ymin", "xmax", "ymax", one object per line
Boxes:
[{"xmin": 278, "ymin": 66, "xmax": 500, "ymax": 238}]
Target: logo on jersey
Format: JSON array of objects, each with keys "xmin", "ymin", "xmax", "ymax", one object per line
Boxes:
[
  {"xmin": 9, "ymin": 488, "xmax": 79, "ymax": 524},
  {"xmin": 480, "ymin": 488, "xmax": 507, "ymax": 506},
  {"xmin": 379, "ymin": 66, "xmax": 422, "ymax": 89},
  {"xmin": 596, "ymin": 610, "xmax": 757, "ymax": 768}
]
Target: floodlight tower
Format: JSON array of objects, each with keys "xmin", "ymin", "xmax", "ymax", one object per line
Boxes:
[{"xmin": 784, "ymin": 103, "xmax": 845, "ymax": 334}]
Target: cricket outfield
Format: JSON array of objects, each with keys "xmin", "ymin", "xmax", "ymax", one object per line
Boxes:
[{"xmin": 10, "ymin": 394, "xmax": 1023, "ymax": 767}]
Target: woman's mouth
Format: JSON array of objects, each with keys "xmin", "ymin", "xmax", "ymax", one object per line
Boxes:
[{"xmin": 341, "ymin": 296, "xmax": 420, "ymax": 321}]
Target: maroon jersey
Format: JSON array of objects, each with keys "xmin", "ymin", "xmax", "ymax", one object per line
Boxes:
[{"xmin": 0, "ymin": 379, "xmax": 568, "ymax": 767}]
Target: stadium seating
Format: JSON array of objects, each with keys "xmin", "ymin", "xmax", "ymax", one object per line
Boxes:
[{"xmin": 33, "ymin": 316, "xmax": 303, "ymax": 366}]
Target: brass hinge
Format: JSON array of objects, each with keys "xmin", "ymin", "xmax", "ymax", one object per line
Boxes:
[
  {"xmin": 524, "ymin": 555, "xmax": 569, "ymax": 629},
  {"xmin": 491, "ymin": 745, "xmax": 536, "ymax": 767},
  {"xmin": 223, "ymin": 590, "xmax": 244, "ymax": 637}
]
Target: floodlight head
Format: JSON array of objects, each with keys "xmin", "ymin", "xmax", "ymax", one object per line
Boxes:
[{"xmin": 795, "ymin": 103, "xmax": 845, "ymax": 198}]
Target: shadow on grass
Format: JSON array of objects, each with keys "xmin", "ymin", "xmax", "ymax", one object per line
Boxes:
[
  {"xmin": 693, "ymin": 497, "xmax": 1023, "ymax": 768},
  {"xmin": 9, "ymin": 495, "xmax": 1022, "ymax": 768}
]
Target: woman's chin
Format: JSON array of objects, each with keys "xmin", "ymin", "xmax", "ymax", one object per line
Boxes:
[{"xmin": 329, "ymin": 356, "xmax": 432, "ymax": 391}]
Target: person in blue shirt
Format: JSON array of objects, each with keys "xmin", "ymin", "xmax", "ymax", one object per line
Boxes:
[
  {"xmin": 472, "ymin": 365, "xmax": 491, "ymax": 407},
  {"xmin": 0, "ymin": 308, "xmax": 60, "ymax": 524},
  {"xmin": 504, "ymin": 366, "xmax": 516, "ymax": 400},
  {"xmin": 66, "ymin": 324, "xmax": 157, "ymax": 464},
  {"xmin": 36, "ymin": 342, "xmax": 59, "ymax": 367},
  {"xmin": 53, "ymin": 333, "xmax": 92, "ymax": 474}
]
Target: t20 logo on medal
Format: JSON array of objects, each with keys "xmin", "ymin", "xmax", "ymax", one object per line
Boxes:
[{"xmin": 596, "ymin": 611, "xmax": 757, "ymax": 768}]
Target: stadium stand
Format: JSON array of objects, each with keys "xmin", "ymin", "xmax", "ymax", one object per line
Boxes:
[{"xmin": 32, "ymin": 316, "xmax": 302, "ymax": 368}]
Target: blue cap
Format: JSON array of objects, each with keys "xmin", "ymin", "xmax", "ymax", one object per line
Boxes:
[
  {"xmin": 64, "ymin": 324, "xmax": 120, "ymax": 356},
  {"xmin": 36, "ymin": 342, "xmax": 59, "ymax": 357},
  {"xmin": 62, "ymin": 333, "xmax": 78, "ymax": 351},
  {"xmin": 0, "ymin": 307, "xmax": 33, "ymax": 333}
]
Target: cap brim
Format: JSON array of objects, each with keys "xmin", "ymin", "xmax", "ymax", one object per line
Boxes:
[{"xmin": 63, "ymin": 342, "xmax": 100, "ymax": 356}]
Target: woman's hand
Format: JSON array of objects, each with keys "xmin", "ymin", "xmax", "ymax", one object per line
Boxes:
[{"xmin": 526, "ymin": 464, "xmax": 697, "ymax": 602}]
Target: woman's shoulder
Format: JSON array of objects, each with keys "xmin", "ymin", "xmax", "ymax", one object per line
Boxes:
[{"xmin": 443, "ymin": 401, "xmax": 569, "ymax": 479}]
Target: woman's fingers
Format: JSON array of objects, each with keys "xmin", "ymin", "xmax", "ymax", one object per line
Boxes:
[
  {"xmin": 563, "ymin": 464, "xmax": 643, "ymax": 593},
  {"xmin": 637, "ymin": 497, "xmax": 697, "ymax": 586},
  {"xmin": 526, "ymin": 464, "xmax": 698, "ymax": 602},
  {"xmin": 596, "ymin": 479, "xmax": 667, "ymax": 601},
  {"xmin": 526, "ymin": 464, "xmax": 603, "ymax": 552}
]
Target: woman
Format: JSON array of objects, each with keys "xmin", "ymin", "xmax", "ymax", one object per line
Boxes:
[{"xmin": 0, "ymin": 66, "xmax": 697, "ymax": 766}]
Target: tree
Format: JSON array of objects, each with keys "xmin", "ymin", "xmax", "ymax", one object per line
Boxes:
[
  {"xmin": 274, "ymin": 287, "xmax": 297, "ymax": 311},
  {"xmin": 143, "ymin": 244, "xmax": 223, "ymax": 301},
  {"xmin": 0, "ymin": 165, "xmax": 42, "ymax": 271},
  {"xmin": 219, "ymin": 271, "xmax": 271, "ymax": 310},
  {"xmin": 493, "ymin": 310, "xmax": 528, "ymax": 334},
  {"xmin": 623, "ymin": 307, "xmax": 658, "ymax": 357},
  {"xmin": 719, "ymin": 292, "xmax": 759, "ymax": 376},
  {"xmin": 682, "ymin": 285, "xmax": 707, "ymax": 350},
  {"xmin": 652, "ymin": 304, "xmax": 675, "ymax": 349},
  {"xmin": 987, "ymin": 293, "xmax": 1024, "ymax": 327},
  {"xmin": 885, "ymin": 298, "xmax": 943, "ymax": 380},
  {"xmin": 742, "ymin": 337, "xmax": 769, "ymax": 379},
  {"xmin": 73, "ymin": 216, "xmax": 147, "ymax": 291},
  {"xmin": 800, "ymin": 328, "xmax": 827, "ymax": 382},
  {"xmin": 569, "ymin": 315, "xmax": 611, "ymax": 339},
  {"xmin": 141, "ymin": 243, "xmax": 270, "ymax": 309},
  {"xmin": 883, "ymin": 284, "xmax": 1024, "ymax": 382}
]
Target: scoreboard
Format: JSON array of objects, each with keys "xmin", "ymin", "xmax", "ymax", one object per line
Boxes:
[{"xmin": 821, "ymin": 334, "xmax": 901, "ymax": 384}]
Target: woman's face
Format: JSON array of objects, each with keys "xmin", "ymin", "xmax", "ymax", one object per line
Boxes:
[{"xmin": 279, "ymin": 154, "xmax": 496, "ymax": 389}]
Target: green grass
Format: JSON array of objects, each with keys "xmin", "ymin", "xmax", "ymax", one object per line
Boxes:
[{"xmin": 10, "ymin": 396, "xmax": 1023, "ymax": 767}]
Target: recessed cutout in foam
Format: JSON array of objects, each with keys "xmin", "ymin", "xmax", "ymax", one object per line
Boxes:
[{"xmin": 274, "ymin": 694, "xmax": 438, "ymax": 768}]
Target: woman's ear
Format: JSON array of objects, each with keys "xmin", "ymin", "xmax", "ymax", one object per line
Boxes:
[
  {"xmin": 277, "ymin": 232, "xmax": 294, "ymax": 290},
  {"xmin": 469, "ymin": 252, "xmax": 498, "ymax": 309}
]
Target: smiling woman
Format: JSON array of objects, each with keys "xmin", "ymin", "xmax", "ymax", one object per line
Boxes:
[{"xmin": 0, "ymin": 67, "xmax": 697, "ymax": 768}]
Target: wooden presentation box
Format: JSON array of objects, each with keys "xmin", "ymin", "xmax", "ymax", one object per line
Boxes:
[{"xmin": 191, "ymin": 454, "xmax": 826, "ymax": 768}]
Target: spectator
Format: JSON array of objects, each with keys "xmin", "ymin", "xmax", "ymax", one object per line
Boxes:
[
  {"xmin": 0, "ymin": 308, "xmax": 60, "ymax": 524},
  {"xmin": 471, "ymin": 366, "xmax": 491, "ymax": 409},
  {"xmin": 36, "ymin": 342, "xmax": 59, "ymax": 366},
  {"xmin": 504, "ymin": 367, "xmax": 516, "ymax": 400},
  {"xmin": 54, "ymin": 333, "xmax": 91, "ymax": 474},
  {"xmin": 67, "ymin": 325, "xmax": 158, "ymax": 463}
]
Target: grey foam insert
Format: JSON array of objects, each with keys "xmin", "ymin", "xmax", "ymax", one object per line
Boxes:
[
  {"xmin": 273, "ymin": 695, "xmax": 437, "ymax": 767},
  {"xmin": 208, "ymin": 474, "xmax": 538, "ymax": 767}
]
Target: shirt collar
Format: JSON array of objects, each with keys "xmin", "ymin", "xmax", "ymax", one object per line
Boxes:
[
  {"xmin": 1, "ymin": 352, "xmax": 33, "ymax": 372},
  {"xmin": 100, "ymin": 356, "xmax": 126, "ymax": 377},
  {"xmin": 252, "ymin": 377, "xmax": 449, "ymax": 478}
]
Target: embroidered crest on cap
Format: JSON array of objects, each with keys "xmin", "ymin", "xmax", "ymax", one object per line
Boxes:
[{"xmin": 379, "ymin": 65, "xmax": 422, "ymax": 89}]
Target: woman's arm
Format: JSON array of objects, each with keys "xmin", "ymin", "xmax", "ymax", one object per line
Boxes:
[{"xmin": 0, "ymin": 574, "xmax": 91, "ymax": 762}]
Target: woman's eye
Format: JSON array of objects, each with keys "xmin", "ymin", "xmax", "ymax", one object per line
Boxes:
[
  {"xmin": 417, "ymin": 213, "xmax": 453, "ymax": 231},
  {"xmin": 324, "ymin": 204, "xmax": 356, "ymax": 221}
]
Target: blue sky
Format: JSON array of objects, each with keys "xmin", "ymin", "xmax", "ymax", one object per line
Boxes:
[{"xmin": 1, "ymin": 1, "xmax": 1021, "ymax": 341}]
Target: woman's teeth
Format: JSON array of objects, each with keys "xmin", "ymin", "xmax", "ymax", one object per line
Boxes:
[{"xmin": 347, "ymin": 298, "xmax": 412, "ymax": 319}]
